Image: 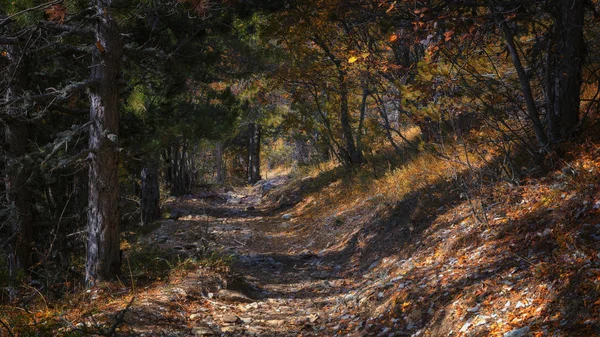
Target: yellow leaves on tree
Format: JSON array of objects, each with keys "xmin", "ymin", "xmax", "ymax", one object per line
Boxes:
[{"xmin": 45, "ymin": 4, "xmax": 67, "ymax": 24}]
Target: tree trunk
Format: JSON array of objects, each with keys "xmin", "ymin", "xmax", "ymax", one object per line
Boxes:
[
  {"xmin": 86, "ymin": 0, "xmax": 123, "ymax": 285},
  {"xmin": 292, "ymin": 132, "xmax": 310, "ymax": 167},
  {"xmin": 545, "ymin": 0, "xmax": 584, "ymax": 142},
  {"xmin": 164, "ymin": 147, "xmax": 172, "ymax": 188},
  {"xmin": 338, "ymin": 68, "xmax": 363, "ymax": 166},
  {"xmin": 141, "ymin": 160, "xmax": 161, "ymax": 225},
  {"xmin": 355, "ymin": 86, "xmax": 369, "ymax": 155},
  {"xmin": 215, "ymin": 141, "xmax": 226, "ymax": 184},
  {"xmin": 2, "ymin": 43, "xmax": 34, "ymax": 279},
  {"xmin": 500, "ymin": 22, "xmax": 548, "ymax": 148},
  {"xmin": 247, "ymin": 122, "xmax": 261, "ymax": 184},
  {"xmin": 372, "ymin": 93, "xmax": 404, "ymax": 155},
  {"xmin": 311, "ymin": 36, "xmax": 362, "ymax": 167}
]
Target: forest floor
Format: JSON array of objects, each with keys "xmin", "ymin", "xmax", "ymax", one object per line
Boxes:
[
  {"xmin": 3, "ymin": 141, "xmax": 600, "ymax": 337},
  {"xmin": 111, "ymin": 175, "xmax": 392, "ymax": 337},
  {"xmin": 108, "ymin": 143, "xmax": 600, "ymax": 337}
]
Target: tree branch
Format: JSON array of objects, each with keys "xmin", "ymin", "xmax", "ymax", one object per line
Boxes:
[
  {"xmin": 0, "ymin": 0, "xmax": 63, "ymax": 28},
  {"xmin": 2, "ymin": 80, "xmax": 98, "ymax": 107}
]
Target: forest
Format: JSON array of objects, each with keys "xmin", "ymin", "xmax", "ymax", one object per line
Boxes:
[{"xmin": 1, "ymin": 0, "xmax": 600, "ymax": 336}]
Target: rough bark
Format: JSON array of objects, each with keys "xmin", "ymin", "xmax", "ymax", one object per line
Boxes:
[
  {"xmin": 247, "ymin": 122, "xmax": 261, "ymax": 184},
  {"xmin": 141, "ymin": 160, "xmax": 161, "ymax": 225},
  {"xmin": 545, "ymin": 0, "xmax": 584, "ymax": 142},
  {"xmin": 86, "ymin": 0, "xmax": 123, "ymax": 285}
]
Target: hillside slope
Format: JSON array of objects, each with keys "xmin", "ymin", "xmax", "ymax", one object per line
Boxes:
[{"xmin": 2, "ymin": 142, "xmax": 599, "ymax": 337}]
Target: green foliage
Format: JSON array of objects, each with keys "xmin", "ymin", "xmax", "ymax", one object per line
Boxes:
[{"xmin": 1, "ymin": 0, "xmax": 43, "ymax": 26}]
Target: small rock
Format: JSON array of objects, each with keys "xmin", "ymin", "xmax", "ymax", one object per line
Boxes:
[
  {"xmin": 192, "ymin": 325, "xmax": 214, "ymax": 336},
  {"xmin": 190, "ymin": 313, "xmax": 202, "ymax": 320},
  {"xmin": 459, "ymin": 321, "xmax": 471, "ymax": 333},
  {"xmin": 503, "ymin": 326, "xmax": 530, "ymax": 337},
  {"xmin": 467, "ymin": 304, "xmax": 480, "ymax": 312},
  {"xmin": 308, "ymin": 314, "xmax": 320, "ymax": 323},
  {"xmin": 171, "ymin": 287, "xmax": 187, "ymax": 297},
  {"xmin": 221, "ymin": 326, "xmax": 237, "ymax": 333},
  {"xmin": 266, "ymin": 319, "xmax": 286, "ymax": 326},
  {"xmin": 343, "ymin": 294, "xmax": 356, "ymax": 302},
  {"xmin": 218, "ymin": 289, "xmax": 254, "ymax": 303},
  {"xmin": 262, "ymin": 182, "xmax": 274, "ymax": 193},
  {"xmin": 240, "ymin": 317, "xmax": 253, "ymax": 324},
  {"xmin": 368, "ymin": 260, "xmax": 379, "ymax": 270},
  {"xmin": 515, "ymin": 301, "xmax": 527, "ymax": 309},
  {"xmin": 222, "ymin": 314, "xmax": 240, "ymax": 324},
  {"xmin": 282, "ymin": 214, "xmax": 292, "ymax": 220}
]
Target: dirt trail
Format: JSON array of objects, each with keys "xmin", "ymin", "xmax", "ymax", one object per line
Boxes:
[{"xmin": 127, "ymin": 176, "xmax": 379, "ymax": 337}]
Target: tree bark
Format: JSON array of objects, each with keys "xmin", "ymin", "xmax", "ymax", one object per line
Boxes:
[
  {"xmin": 545, "ymin": 0, "xmax": 584, "ymax": 142},
  {"xmin": 86, "ymin": 0, "xmax": 123, "ymax": 285},
  {"xmin": 141, "ymin": 160, "xmax": 161, "ymax": 225},
  {"xmin": 247, "ymin": 122, "xmax": 261, "ymax": 184}
]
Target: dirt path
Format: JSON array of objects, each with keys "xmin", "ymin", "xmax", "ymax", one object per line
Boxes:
[{"xmin": 126, "ymin": 177, "xmax": 379, "ymax": 337}]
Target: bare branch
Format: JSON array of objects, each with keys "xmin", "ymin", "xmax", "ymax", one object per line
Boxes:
[{"xmin": 1, "ymin": 80, "xmax": 98, "ymax": 107}]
